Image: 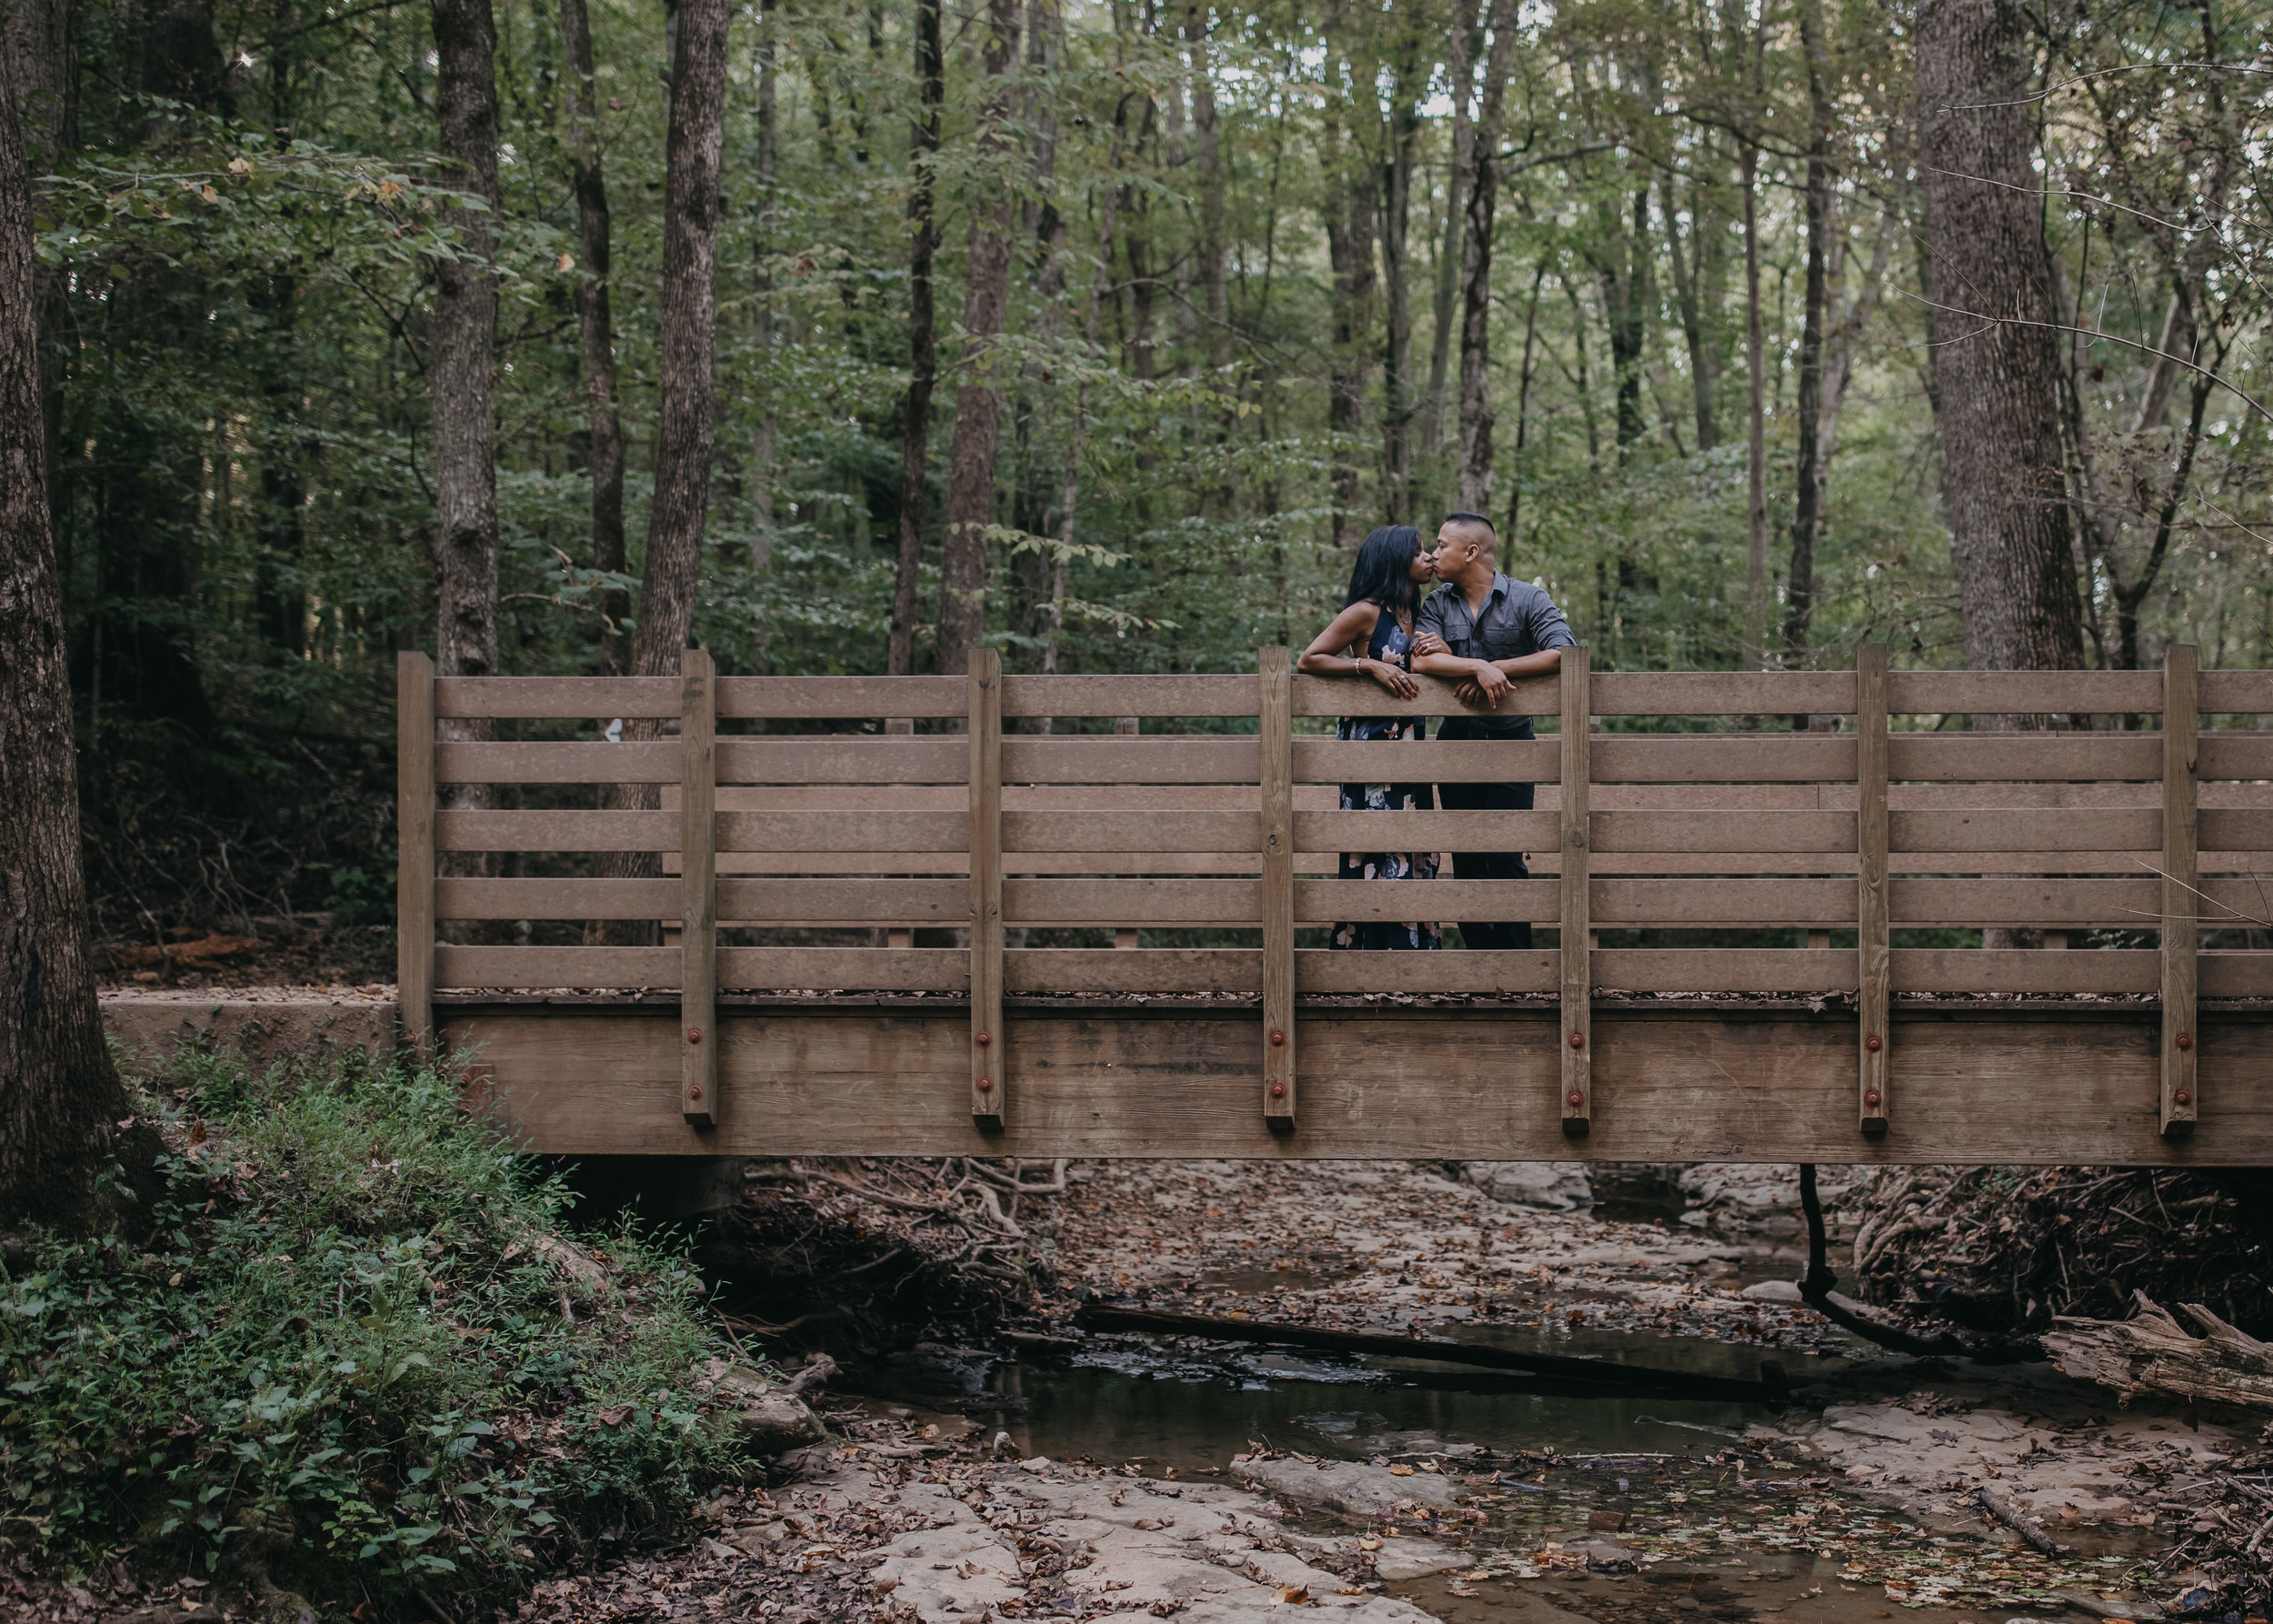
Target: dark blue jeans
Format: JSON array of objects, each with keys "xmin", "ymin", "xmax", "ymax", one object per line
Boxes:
[{"xmin": 1437, "ymin": 720, "xmax": 1535, "ymax": 950}]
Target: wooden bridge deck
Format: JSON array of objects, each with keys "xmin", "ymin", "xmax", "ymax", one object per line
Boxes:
[{"xmin": 400, "ymin": 647, "xmax": 2273, "ymax": 1165}]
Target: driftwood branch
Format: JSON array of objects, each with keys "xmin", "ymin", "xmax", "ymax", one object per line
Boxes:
[
  {"xmin": 1978, "ymin": 1485, "xmax": 2058, "ymax": 1552},
  {"xmin": 2043, "ymin": 1290, "xmax": 2273, "ymax": 1409}
]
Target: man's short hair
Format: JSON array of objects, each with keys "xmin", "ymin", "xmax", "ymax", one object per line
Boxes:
[{"xmin": 1439, "ymin": 512, "xmax": 1497, "ymax": 551}]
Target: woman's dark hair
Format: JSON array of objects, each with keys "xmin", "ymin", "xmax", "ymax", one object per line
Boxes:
[{"xmin": 1344, "ymin": 525, "xmax": 1423, "ymax": 617}]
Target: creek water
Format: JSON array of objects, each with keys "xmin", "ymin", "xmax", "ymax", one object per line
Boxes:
[{"xmin": 849, "ymin": 1328, "xmax": 2160, "ymax": 1624}]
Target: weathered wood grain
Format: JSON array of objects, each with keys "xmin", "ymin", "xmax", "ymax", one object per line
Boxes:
[
  {"xmin": 396, "ymin": 653, "xmax": 436, "ymax": 1058},
  {"xmin": 1261, "ymin": 647, "xmax": 1295, "ymax": 1125},
  {"xmin": 680, "ymin": 649, "xmax": 717, "ymax": 1127},
  {"xmin": 2165, "ymin": 646, "xmax": 2199, "ymax": 1136}
]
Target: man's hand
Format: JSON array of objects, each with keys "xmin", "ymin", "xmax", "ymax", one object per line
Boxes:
[{"xmin": 1456, "ymin": 662, "xmax": 1513, "ymax": 708}]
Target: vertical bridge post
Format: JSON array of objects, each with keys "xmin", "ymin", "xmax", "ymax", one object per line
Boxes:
[
  {"xmin": 1560, "ymin": 647, "xmax": 1591, "ymax": 1136},
  {"xmin": 969, "ymin": 649, "xmax": 1005, "ymax": 1125},
  {"xmin": 680, "ymin": 647, "xmax": 717, "ymax": 1128},
  {"xmin": 396, "ymin": 652, "xmax": 436, "ymax": 1064},
  {"xmin": 1857, "ymin": 643, "xmax": 1890, "ymax": 1134},
  {"xmin": 2163, "ymin": 643, "xmax": 2198, "ymax": 1138},
  {"xmin": 1261, "ymin": 647, "xmax": 1296, "ymax": 1128},
  {"xmin": 1115, "ymin": 716, "xmax": 1142, "ymax": 949}
]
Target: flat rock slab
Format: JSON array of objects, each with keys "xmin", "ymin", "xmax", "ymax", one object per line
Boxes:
[
  {"xmin": 1233, "ymin": 1457, "xmax": 1462, "ymax": 1519},
  {"xmin": 856, "ymin": 1460, "xmax": 1443, "ymax": 1623}
]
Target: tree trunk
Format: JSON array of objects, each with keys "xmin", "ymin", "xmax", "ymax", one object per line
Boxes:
[
  {"xmin": 1660, "ymin": 167, "xmax": 1717, "ymax": 452},
  {"xmin": 1741, "ymin": 136, "xmax": 1767, "ymax": 667},
  {"xmin": 1452, "ymin": 0, "xmax": 1518, "ymax": 516},
  {"xmin": 1781, "ymin": 0, "xmax": 1833, "ymax": 668},
  {"xmin": 748, "ymin": 3, "xmax": 777, "ymax": 673},
  {"xmin": 1323, "ymin": 146, "xmax": 1375, "ymax": 545},
  {"xmin": 1422, "ymin": 11, "xmax": 1476, "ymax": 459},
  {"xmin": 630, "ymin": 0, "xmax": 727, "ymax": 675},
  {"xmin": 557, "ymin": 0, "xmax": 625, "ymax": 674},
  {"xmin": 1377, "ymin": 32, "xmax": 1420, "ymax": 510},
  {"xmin": 887, "ymin": 0, "xmax": 943, "ymax": 676},
  {"xmin": 1506, "ymin": 257, "xmax": 1545, "ymax": 537},
  {"xmin": 429, "ymin": 0, "xmax": 501, "ymax": 694},
  {"xmin": 0, "ymin": 47, "xmax": 148, "ymax": 1223},
  {"xmin": 1916, "ymin": 0, "xmax": 2087, "ymax": 686},
  {"xmin": 1592, "ymin": 185, "xmax": 1650, "ymax": 457},
  {"xmin": 935, "ymin": 0, "xmax": 1020, "ymax": 677},
  {"xmin": 5, "ymin": 0, "xmax": 75, "ymax": 537}
]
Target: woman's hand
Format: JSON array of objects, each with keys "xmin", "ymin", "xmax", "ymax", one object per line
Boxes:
[
  {"xmin": 1409, "ymin": 632, "xmax": 1448, "ymax": 659},
  {"xmin": 1363, "ymin": 657, "xmax": 1420, "ymax": 699}
]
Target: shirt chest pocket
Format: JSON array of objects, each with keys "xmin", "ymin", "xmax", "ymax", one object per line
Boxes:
[{"xmin": 1477, "ymin": 612, "xmax": 1527, "ymax": 659}]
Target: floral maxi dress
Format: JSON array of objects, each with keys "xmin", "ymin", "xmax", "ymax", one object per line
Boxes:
[{"xmin": 1329, "ymin": 609, "xmax": 1442, "ymax": 951}]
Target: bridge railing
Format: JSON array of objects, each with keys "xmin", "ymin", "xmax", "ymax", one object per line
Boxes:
[{"xmin": 397, "ymin": 646, "xmax": 2273, "ymax": 1138}]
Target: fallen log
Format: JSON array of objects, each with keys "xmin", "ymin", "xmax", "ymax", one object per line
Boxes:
[
  {"xmin": 2042, "ymin": 1291, "xmax": 2273, "ymax": 1409},
  {"xmin": 1072, "ymin": 1304, "xmax": 1788, "ymax": 1403},
  {"xmin": 1978, "ymin": 1485, "xmax": 2058, "ymax": 1553}
]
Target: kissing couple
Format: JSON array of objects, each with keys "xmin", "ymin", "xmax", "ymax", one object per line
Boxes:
[{"xmin": 1296, "ymin": 513, "xmax": 1575, "ymax": 953}]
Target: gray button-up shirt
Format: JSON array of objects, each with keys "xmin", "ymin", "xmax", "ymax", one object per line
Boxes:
[{"xmin": 1415, "ymin": 572, "xmax": 1576, "ymax": 736}]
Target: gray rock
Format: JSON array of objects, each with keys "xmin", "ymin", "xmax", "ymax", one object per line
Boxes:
[
  {"xmin": 1371, "ymin": 1538, "xmax": 1469, "ymax": 1580},
  {"xmin": 1233, "ymin": 1457, "xmax": 1461, "ymax": 1518},
  {"xmin": 1741, "ymin": 1279, "xmax": 1803, "ymax": 1303},
  {"xmin": 1461, "ymin": 1162, "xmax": 1595, "ymax": 1210},
  {"xmin": 695, "ymin": 1358, "xmax": 825, "ymax": 1454}
]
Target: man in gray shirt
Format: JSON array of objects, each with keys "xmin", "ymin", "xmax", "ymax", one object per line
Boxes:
[{"xmin": 1409, "ymin": 513, "xmax": 1575, "ymax": 951}]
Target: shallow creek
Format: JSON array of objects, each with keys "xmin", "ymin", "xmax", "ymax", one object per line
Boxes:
[{"xmin": 843, "ymin": 1327, "xmax": 2174, "ymax": 1624}]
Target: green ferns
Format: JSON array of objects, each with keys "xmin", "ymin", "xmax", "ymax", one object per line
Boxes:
[{"xmin": 0, "ymin": 1047, "xmax": 752, "ymax": 1601}]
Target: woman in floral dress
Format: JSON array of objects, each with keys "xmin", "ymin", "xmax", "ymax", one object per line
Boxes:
[{"xmin": 1296, "ymin": 525, "xmax": 1442, "ymax": 950}]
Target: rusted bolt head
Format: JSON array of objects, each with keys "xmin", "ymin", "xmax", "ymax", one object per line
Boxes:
[
  {"xmin": 976, "ymin": 1077, "xmax": 993, "ymax": 1094},
  {"xmin": 1864, "ymin": 1034, "xmax": 1883, "ymax": 1053},
  {"xmin": 686, "ymin": 1084, "xmax": 703, "ymax": 1100},
  {"xmin": 1566, "ymin": 1089, "xmax": 1585, "ymax": 1108},
  {"xmin": 1568, "ymin": 1032, "xmax": 1586, "ymax": 1049},
  {"xmin": 2174, "ymin": 1088, "xmax": 2192, "ymax": 1106},
  {"xmin": 1269, "ymin": 1081, "xmax": 1287, "ymax": 1099},
  {"xmin": 976, "ymin": 1030, "xmax": 992, "ymax": 1048},
  {"xmin": 686, "ymin": 1027, "xmax": 702, "ymax": 1046},
  {"xmin": 1269, "ymin": 1028, "xmax": 1287, "ymax": 1048},
  {"xmin": 1864, "ymin": 1088, "xmax": 1882, "ymax": 1108},
  {"xmin": 2176, "ymin": 1032, "xmax": 2193, "ymax": 1050}
]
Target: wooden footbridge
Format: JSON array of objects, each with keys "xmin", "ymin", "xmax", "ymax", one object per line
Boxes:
[{"xmin": 396, "ymin": 646, "xmax": 2273, "ymax": 1166}]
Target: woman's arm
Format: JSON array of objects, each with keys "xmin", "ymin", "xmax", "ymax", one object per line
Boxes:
[{"xmin": 1297, "ymin": 603, "xmax": 1417, "ymax": 697}]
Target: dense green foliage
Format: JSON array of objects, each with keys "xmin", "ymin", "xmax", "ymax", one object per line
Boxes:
[
  {"xmin": 0, "ymin": 1046, "xmax": 746, "ymax": 1599},
  {"xmin": 32, "ymin": 0, "xmax": 2273, "ymax": 928}
]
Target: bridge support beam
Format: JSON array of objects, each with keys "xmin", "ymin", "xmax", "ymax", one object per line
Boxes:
[{"xmin": 2164, "ymin": 643, "xmax": 2198, "ymax": 1137}]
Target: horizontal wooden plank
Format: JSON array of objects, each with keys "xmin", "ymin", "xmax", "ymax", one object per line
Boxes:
[
  {"xmin": 436, "ymin": 945, "xmax": 679, "ymax": 985},
  {"xmin": 996, "ymin": 877, "xmax": 1557, "ymax": 925},
  {"xmin": 716, "ymin": 809, "xmax": 966, "ymax": 853},
  {"xmin": 1295, "ymin": 810, "xmax": 1558, "ymax": 850},
  {"xmin": 1294, "ymin": 878, "xmax": 1557, "ymax": 924},
  {"xmin": 1889, "ymin": 808, "xmax": 2160, "ymax": 852},
  {"xmin": 1296, "ymin": 948, "xmax": 1556, "ymax": 993},
  {"xmin": 436, "ymin": 677, "xmax": 681, "ymax": 719},
  {"xmin": 1006, "ymin": 810, "xmax": 1259, "ymax": 853},
  {"xmin": 717, "ymin": 737, "xmax": 969, "ymax": 784},
  {"xmin": 450, "ymin": 1005, "xmax": 2273, "ymax": 1164},
  {"xmin": 722, "ymin": 947, "xmax": 966, "ymax": 990},
  {"xmin": 1291, "ymin": 737, "xmax": 1557, "ymax": 782},
  {"xmin": 1890, "ymin": 877, "xmax": 2157, "ymax": 927},
  {"xmin": 1593, "ymin": 878, "xmax": 1852, "ymax": 925},
  {"xmin": 1591, "ymin": 810, "xmax": 1855, "ymax": 853},
  {"xmin": 1289, "ymin": 671, "xmax": 1557, "ymax": 720},
  {"xmin": 716, "ymin": 878, "xmax": 968, "ymax": 924},
  {"xmin": 1002, "ymin": 674, "xmax": 1258, "ymax": 718},
  {"xmin": 436, "ymin": 877, "xmax": 677, "ymax": 918},
  {"xmin": 1593, "ymin": 949, "xmax": 1857, "ymax": 992},
  {"xmin": 1891, "ymin": 948, "xmax": 2155, "ymax": 994},
  {"xmin": 1007, "ymin": 948, "xmax": 1258, "ymax": 994},
  {"xmin": 1887, "ymin": 733, "xmax": 2160, "ymax": 781},
  {"xmin": 2202, "ymin": 952, "xmax": 2273, "ymax": 997},
  {"xmin": 436, "ymin": 810, "xmax": 677, "ymax": 851},
  {"xmin": 1594, "ymin": 735, "xmax": 1857, "ymax": 782},
  {"xmin": 436, "ymin": 741, "xmax": 679, "ymax": 784},
  {"xmin": 716, "ymin": 676, "xmax": 967, "ymax": 719},
  {"xmin": 1886, "ymin": 670, "xmax": 2164, "ymax": 714},
  {"xmin": 1002, "ymin": 737, "xmax": 1260, "ymax": 784},
  {"xmin": 1589, "ymin": 671, "xmax": 1856, "ymax": 716},
  {"xmin": 2202, "ymin": 809, "xmax": 2273, "ymax": 849},
  {"xmin": 2198, "ymin": 673, "xmax": 2273, "ymax": 713},
  {"xmin": 2200, "ymin": 734, "xmax": 2273, "ymax": 779}
]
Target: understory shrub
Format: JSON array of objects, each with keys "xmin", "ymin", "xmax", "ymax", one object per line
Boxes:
[{"xmin": 0, "ymin": 1044, "xmax": 755, "ymax": 1607}]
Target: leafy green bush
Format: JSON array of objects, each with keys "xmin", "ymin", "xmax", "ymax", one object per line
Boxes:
[{"xmin": 0, "ymin": 1045, "xmax": 755, "ymax": 1605}]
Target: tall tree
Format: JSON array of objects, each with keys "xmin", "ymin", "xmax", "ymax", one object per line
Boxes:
[
  {"xmin": 0, "ymin": 36, "xmax": 148, "ymax": 1221},
  {"xmin": 429, "ymin": 0, "xmax": 501, "ymax": 695},
  {"xmin": 557, "ymin": 0, "xmax": 625, "ymax": 673},
  {"xmin": 747, "ymin": 4, "xmax": 778, "ymax": 670},
  {"xmin": 1453, "ymin": 0, "xmax": 1518, "ymax": 515},
  {"xmin": 5, "ymin": 0, "xmax": 75, "ymax": 531},
  {"xmin": 935, "ymin": 0, "xmax": 1021, "ymax": 677},
  {"xmin": 887, "ymin": 0, "xmax": 944, "ymax": 676},
  {"xmin": 1422, "ymin": 11, "xmax": 1478, "ymax": 459},
  {"xmin": 629, "ymin": 0, "xmax": 728, "ymax": 672},
  {"xmin": 1377, "ymin": 25, "xmax": 1423, "ymax": 507},
  {"xmin": 1916, "ymin": 0, "xmax": 2086, "ymax": 678},
  {"xmin": 1780, "ymin": 0, "xmax": 1834, "ymax": 666}
]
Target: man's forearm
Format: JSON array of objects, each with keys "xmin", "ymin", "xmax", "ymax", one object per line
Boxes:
[
  {"xmin": 1490, "ymin": 648, "xmax": 1565, "ymax": 678},
  {"xmin": 1411, "ymin": 651, "xmax": 1489, "ymax": 679}
]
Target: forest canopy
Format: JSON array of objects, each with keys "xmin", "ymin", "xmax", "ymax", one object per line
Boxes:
[{"xmin": 9, "ymin": 0, "xmax": 2270, "ymax": 931}]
